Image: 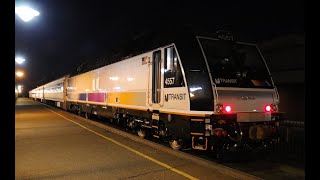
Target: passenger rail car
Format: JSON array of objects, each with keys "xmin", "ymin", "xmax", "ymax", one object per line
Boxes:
[{"xmin": 30, "ymin": 31, "xmax": 286, "ymax": 153}]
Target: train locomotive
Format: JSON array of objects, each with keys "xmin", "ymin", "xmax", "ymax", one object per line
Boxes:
[{"xmin": 29, "ymin": 29, "xmax": 285, "ymax": 153}]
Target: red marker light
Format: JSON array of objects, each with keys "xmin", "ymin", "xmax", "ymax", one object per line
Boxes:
[
  {"xmin": 225, "ymin": 105, "xmax": 231, "ymax": 112},
  {"xmin": 265, "ymin": 105, "xmax": 271, "ymax": 112}
]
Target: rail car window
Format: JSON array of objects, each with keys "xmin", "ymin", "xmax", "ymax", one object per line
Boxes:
[
  {"xmin": 164, "ymin": 46, "xmax": 185, "ymax": 88},
  {"xmin": 198, "ymin": 38, "xmax": 273, "ymax": 88},
  {"xmin": 92, "ymin": 78, "xmax": 100, "ymax": 91}
]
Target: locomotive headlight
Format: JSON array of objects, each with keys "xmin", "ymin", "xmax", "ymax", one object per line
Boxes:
[
  {"xmin": 225, "ymin": 105, "xmax": 231, "ymax": 113},
  {"xmin": 265, "ymin": 105, "xmax": 271, "ymax": 112}
]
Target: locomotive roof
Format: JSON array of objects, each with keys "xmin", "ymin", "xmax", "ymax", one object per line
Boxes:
[{"xmin": 69, "ymin": 27, "xmax": 217, "ymax": 76}]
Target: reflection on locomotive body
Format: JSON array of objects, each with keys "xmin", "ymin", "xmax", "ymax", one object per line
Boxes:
[{"xmin": 29, "ymin": 32, "xmax": 285, "ymax": 154}]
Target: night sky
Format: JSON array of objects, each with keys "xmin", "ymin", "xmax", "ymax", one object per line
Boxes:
[{"xmin": 15, "ymin": 0, "xmax": 304, "ymax": 93}]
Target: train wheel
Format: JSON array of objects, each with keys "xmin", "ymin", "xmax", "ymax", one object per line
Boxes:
[
  {"xmin": 137, "ymin": 128, "xmax": 147, "ymax": 139},
  {"xmin": 169, "ymin": 138, "xmax": 184, "ymax": 150}
]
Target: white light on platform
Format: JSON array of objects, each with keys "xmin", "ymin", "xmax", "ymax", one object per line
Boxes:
[
  {"xmin": 15, "ymin": 6, "xmax": 40, "ymax": 22},
  {"xmin": 15, "ymin": 57, "xmax": 25, "ymax": 64}
]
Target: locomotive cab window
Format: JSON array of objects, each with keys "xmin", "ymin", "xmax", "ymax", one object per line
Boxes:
[{"xmin": 164, "ymin": 46, "xmax": 184, "ymax": 88}]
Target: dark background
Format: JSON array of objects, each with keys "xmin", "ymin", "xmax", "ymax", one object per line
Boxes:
[{"xmin": 15, "ymin": 0, "xmax": 304, "ymax": 93}]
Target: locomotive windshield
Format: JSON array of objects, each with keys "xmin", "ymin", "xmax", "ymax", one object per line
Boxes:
[{"xmin": 198, "ymin": 37, "xmax": 273, "ymax": 88}]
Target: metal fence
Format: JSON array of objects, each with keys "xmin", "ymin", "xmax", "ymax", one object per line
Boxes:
[{"xmin": 270, "ymin": 121, "xmax": 305, "ymax": 163}]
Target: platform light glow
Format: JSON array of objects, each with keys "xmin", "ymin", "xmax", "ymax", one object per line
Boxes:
[
  {"xmin": 16, "ymin": 71, "xmax": 24, "ymax": 77},
  {"xmin": 15, "ymin": 6, "xmax": 40, "ymax": 22},
  {"xmin": 17, "ymin": 85, "xmax": 23, "ymax": 93},
  {"xmin": 15, "ymin": 57, "xmax": 25, "ymax": 64}
]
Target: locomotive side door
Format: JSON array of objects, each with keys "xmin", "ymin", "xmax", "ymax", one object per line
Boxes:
[{"xmin": 150, "ymin": 50, "xmax": 162, "ymax": 106}]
